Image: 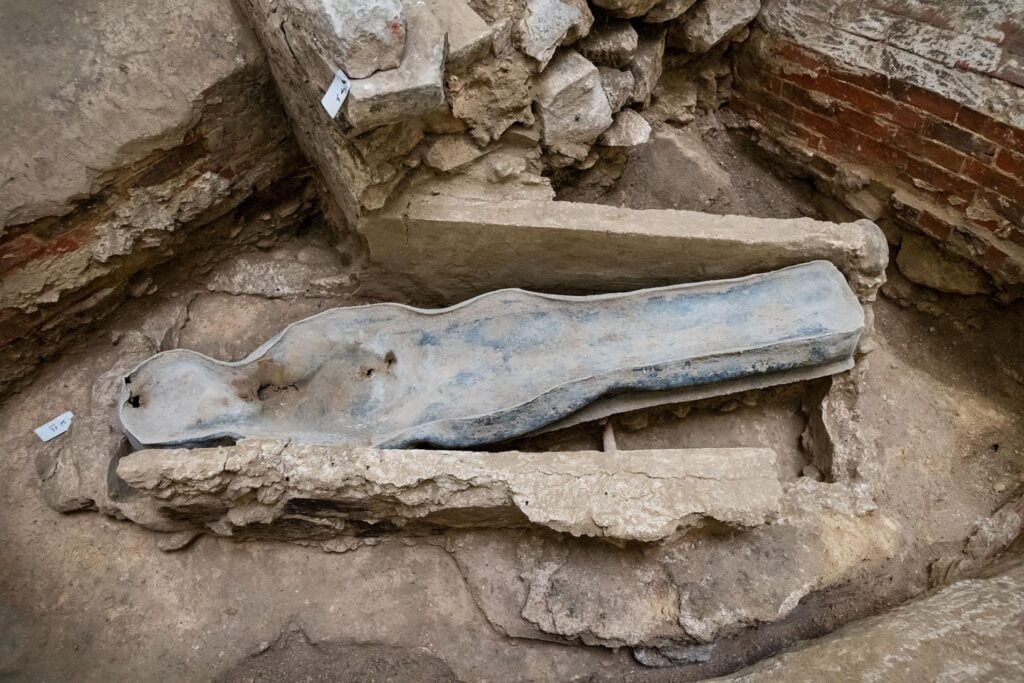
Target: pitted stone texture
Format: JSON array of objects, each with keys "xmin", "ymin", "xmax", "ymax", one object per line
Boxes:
[
  {"xmin": 534, "ymin": 51, "xmax": 614, "ymax": 160},
  {"xmin": 344, "ymin": 0, "xmax": 447, "ymax": 130},
  {"xmin": 517, "ymin": 0, "xmax": 593, "ymax": 68},
  {"xmin": 599, "ymin": 108, "xmax": 652, "ymax": 146},
  {"xmin": 117, "ymin": 441, "xmax": 784, "ymax": 543},
  {"xmin": 598, "ymin": 67, "xmax": 636, "ymax": 112},
  {"xmin": 449, "ymin": 51, "xmax": 535, "ymax": 143},
  {"xmin": 683, "ymin": 0, "xmax": 761, "ymax": 53},
  {"xmin": 428, "ymin": 0, "xmax": 491, "ymax": 68},
  {"xmin": 453, "ymin": 488, "xmax": 899, "ymax": 648},
  {"xmin": 590, "ymin": 0, "xmax": 663, "ymax": 19},
  {"xmin": 643, "ymin": 0, "xmax": 698, "ymax": 22},
  {"xmin": 289, "ymin": 0, "xmax": 405, "ymax": 79},
  {"xmin": 576, "ymin": 20, "xmax": 639, "ymax": 68},
  {"xmin": 629, "ymin": 31, "xmax": 666, "ymax": 105},
  {"xmin": 720, "ymin": 562, "xmax": 1024, "ymax": 681}
]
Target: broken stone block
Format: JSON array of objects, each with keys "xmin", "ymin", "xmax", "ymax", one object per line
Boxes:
[
  {"xmin": 534, "ymin": 50, "xmax": 614, "ymax": 160},
  {"xmin": 599, "ymin": 108, "xmax": 652, "ymax": 146},
  {"xmin": 645, "ymin": 71, "xmax": 698, "ymax": 124},
  {"xmin": 628, "ymin": 30, "xmax": 666, "ymax": 105},
  {"xmin": 643, "ymin": 0, "xmax": 698, "ymax": 22},
  {"xmin": 517, "ymin": 0, "xmax": 592, "ymax": 68},
  {"xmin": 896, "ymin": 233, "xmax": 992, "ymax": 295},
  {"xmin": 343, "ymin": 0, "xmax": 447, "ymax": 130},
  {"xmin": 289, "ymin": 0, "xmax": 406, "ymax": 79},
  {"xmin": 682, "ymin": 0, "xmax": 761, "ymax": 53},
  {"xmin": 119, "ymin": 261, "xmax": 865, "ymax": 450},
  {"xmin": 423, "ymin": 134, "xmax": 493, "ymax": 171},
  {"xmin": 598, "ymin": 67, "xmax": 636, "ymax": 112},
  {"xmin": 449, "ymin": 51, "xmax": 535, "ymax": 142},
  {"xmin": 576, "ymin": 20, "xmax": 638, "ymax": 68},
  {"xmin": 116, "ymin": 441, "xmax": 784, "ymax": 543},
  {"xmin": 590, "ymin": 0, "xmax": 663, "ymax": 19},
  {"xmin": 428, "ymin": 0, "xmax": 492, "ymax": 70}
]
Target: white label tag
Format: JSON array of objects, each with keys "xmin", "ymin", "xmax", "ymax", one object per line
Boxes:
[
  {"xmin": 321, "ymin": 70, "xmax": 351, "ymax": 118},
  {"xmin": 34, "ymin": 411, "xmax": 74, "ymax": 442}
]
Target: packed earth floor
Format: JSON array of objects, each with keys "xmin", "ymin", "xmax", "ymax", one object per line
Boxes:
[{"xmin": 2, "ymin": 121, "xmax": 1022, "ymax": 680}]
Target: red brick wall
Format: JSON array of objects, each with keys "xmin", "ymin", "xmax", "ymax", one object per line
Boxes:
[{"xmin": 732, "ymin": 32, "xmax": 1024, "ymax": 287}]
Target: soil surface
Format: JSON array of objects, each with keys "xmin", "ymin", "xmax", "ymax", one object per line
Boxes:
[{"xmin": 2, "ymin": 114, "xmax": 1022, "ymax": 681}]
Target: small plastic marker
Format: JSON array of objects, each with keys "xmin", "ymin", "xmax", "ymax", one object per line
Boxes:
[
  {"xmin": 34, "ymin": 411, "xmax": 74, "ymax": 442},
  {"xmin": 321, "ymin": 70, "xmax": 351, "ymax": 118}
]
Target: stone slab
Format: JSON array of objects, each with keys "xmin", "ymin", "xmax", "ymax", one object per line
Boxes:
[
  {"xmin": 116, "ymin": 440, "xmax": 783, "ymax": 543},
  {"xmin": 362, "ymin": 194, "xmax": 889, "ymax": 301}
]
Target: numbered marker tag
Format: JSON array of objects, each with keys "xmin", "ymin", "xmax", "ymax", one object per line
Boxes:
[
  {"xmin": 34, "ymin": 411, "xmax": 74, "ymax": 442},
  {"xmin": 321, "ymin": 70, "xmax": 351, "ymax": 118}
]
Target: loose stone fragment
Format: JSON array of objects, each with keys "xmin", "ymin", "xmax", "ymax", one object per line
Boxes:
[
  {"xmin": 599, "ymin": 108, "xmax": 652, "ymax": 146},
  {"xmin": 428, "ymin": 0, "xmax": 492, "ymax": 70},
  {"xmin": 517, "ymin": 0, "xmax": 591, "ymax": 68},
  {"xmin": 343, "ymin": 0, "xmax": 447, "ymax": 130},
  {"xmin": 590, "ymin": 0, "xmax": 663, "ymax": 19},
  {"xmin": 449, "ymin": 51, "xmax": 535, "ymax": 142},
  {"xmin": 682, "ymin": 0, "xmax": 761, "ymax": 53},
  {"xmin": 576, "ymin": 20, "xmax": 639, "ymax": 68},
  {"xmin": 643, "ymin": 0, "xmax": 698, "ymax": 22},
  {"xmin": 289, "ymin": 0, "xmax": 406, "ymax": 79},
  {"xmin": 116, "ymin": 441, "xmax": 785, "ymax": 543},
  {"xmin": 534, "ymin": 50, "xmax": 614, "ymax": 159},
  {"xmin": 598, "ymin": 66, "xmax": 636, "ymax": 112},
  {"xmin": 629, "ymin": 30, "xmax": 666, "ymax": 105}
]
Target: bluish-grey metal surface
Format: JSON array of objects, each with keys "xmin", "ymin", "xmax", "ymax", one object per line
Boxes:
[{"xmin": 118, "ymin": 260, "xmax": 863, "ymax": 449}]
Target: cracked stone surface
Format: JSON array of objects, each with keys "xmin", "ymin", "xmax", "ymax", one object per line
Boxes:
[
  {"xmin": 683, "ymin": 0, "xmax": 762, "ymax": 53},
  {"xmin": 287, "ymin": 0, "xmax": 406, "ymax": 79},
  {"xmin": 599, "ymin": 108, "xmax": 652, "ymax": 146},
  {"xmin": 590, "ymin": 0, "xmax": 663, "ymax": 19},
  {"xmin": 598, "ymin": 66, "xmax": 637, "ymax": 112},
  {"xmin": 576, "ymin": 20, "xmax": 638, "ymax": 68},
  {"xmin": 116, "ymin": 440, "xmax": 784, "ymax": 543},
  {"xmin": 534, "ymin": 50, "xmax": 614, "ymax": 159},
  {"xmin": 517, "ymin": 0, "xmax": 592, "ymax": 68}
]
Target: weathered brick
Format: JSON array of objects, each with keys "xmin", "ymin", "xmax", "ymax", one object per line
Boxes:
[
  {"xmin": 833, "ymin": 105, "xmax": 897, "ymax": 141},
  {"xmin": 964, "ymin": 158, "xmax": 1022, "ymax": 201},
  {"xmin": 902, "ymin": 133, "xmax": 968, "ymax": 173},
  {"xmin": 0, "ymin": 235, "xmax": 44, "ymax": 275},
  {"xmin": 775, "ymin": 40, "xmax": 826, "ymax": 71},
  {"xmin": 827, "ymin": 64, "xmax": 890, "ymax": 93},
  {"xmin": 994, "ymin": 147, "xmax": 1024, "ymax": 180},
  {"xmin": 923, "ymin": 119, "xmax": 997, "ymax": 158},
  {"xmin": 956, "ymin": 107, "xmax": 1024, "ymax": 154},
  {"xmin": 917, "ymin": 209, "xmax": 956, "ymax": 241},
  {"xmin": 889, "ymin": 81, "xmax": 960, "ymax": 121},
  {"xmin": 780, "ymin": 82, "xmax": 835, "ymax": 115}
]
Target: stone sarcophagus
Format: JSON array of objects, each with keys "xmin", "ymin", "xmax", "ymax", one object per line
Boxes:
[{"xmin": 118, "ymin": 260, "xmax": 864, "ymax": 449}]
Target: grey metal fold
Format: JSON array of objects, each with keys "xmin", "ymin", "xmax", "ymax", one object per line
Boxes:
[{"xmin": 118, "ymin": 260, "xmax": 864, "ymax": 449}]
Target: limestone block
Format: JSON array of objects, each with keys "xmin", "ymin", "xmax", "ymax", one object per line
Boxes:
[
  {"xmin": 344, "ymin": 0, "xmax": 447, "ymax": 130},
  {"xmin": 590, "ymin": 0, "xmax": 663, "ymax": 19},
  {"xmin": 683, "ymin": 0, "xmax": 761, "ymax": 53},
  {"xmin": 598, "ymin": 67, "xmax": 636, "ymax": 112},
  {"xmin": 359, "ymin": 193, "xmax": 889, "ymax": 302},
  {"xmin": 576, "ymin": 20, "xmax": 639, "ymax": 68},
  {"xmin": 599, "ymin": 108, "xmax": 652, "ymax": 146},
  {"xmin": 289, "ymin": 0, "xmax": 405, "ymax": 79},
  {"xmin": 517, "ymin": 0, "xmax": 593, "ymax": 68},
  {"xmin": 448, "ymin": 51, "xmax": 535, "ymax": 142},
  {"xmin": 428, "ymin": 0, "xmax": 492, "ymax": 69},
  {"xmin": 423, "ymin": 134, "xmax": 493, "ymax": 171},
  {"xmin": 629, "ymin": 30, "xmax": 666, "ymax": 104},
  {"xmin": 643, "ymin": 0, "xmax": 698, "ymax": 22},
  {"xmin": 117, "ymin": 440, "xmax": 783, "ymax": 543},
  {"xmin": 534, "ymin": 51, "xmax": 614, "ymax": 160},
  {"xmin": 896, "ymin": 233, "xmax": 992, "ymax": 295}
]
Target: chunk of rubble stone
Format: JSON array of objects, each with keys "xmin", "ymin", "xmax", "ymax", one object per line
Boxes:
[
  {"xmin": 896, "ymin": 233, "xmax": 992, "ymax": 295},
  {"xmin": 534, "ymin": 50, "xmax": 614, "ymax": 159},
  {"xmin": 599, "ymin": 108, "xmax": 652, "ymax": 146},
  {"xmin": 576, "ymin": 20, "xmax": 638, "ymax": 68},
  {"xmin": 289, "ymin": 0, "xmax": 406, "ymax": 79},
  {"xmin": 643, "ymin": 0, "xmax": 698, "ymax": 22},
  {"xmin": 117, "ymin": 441, "xmax": 784, "ymax": 543},
  {"xmin": 629, "ymin": 30, "xmax": 666, "ymax": 104},
  {"xmin": 423, "ymin": 134, "xmax": 493, "ymax": 171},
  {"xmin": 682, "ymin": 0, "xmax": 761, "ymax": 53},
  {"xmin": 517, "ymin": 0, "xmax": 591, "ymax": 68},
  {"xmin": 598, "ymin": 66, "xmax": 636, "ymax": 112},
  {"xmin": 448, "ymin": 51, "xmax": 535, "ymax": 142},
  {"xmin": 590, "ymin": 0, "xmax": 663, "ymax": 19},
  {"xmin": 343, "ymin": 0, "xmax": 447, "ymax": 130},
  {"xmin": 427, "ymin": 0, "xmax": 491, "ymax": 69},
  {"xmin": 118, "ymin": 262, "xmax": 865, "ymax": 449}
]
